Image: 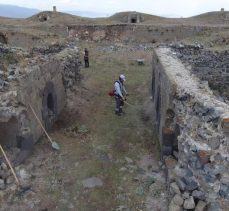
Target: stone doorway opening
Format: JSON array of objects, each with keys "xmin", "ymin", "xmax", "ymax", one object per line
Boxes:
[
  {"xmin": 131, "ymin": 18, "xmax": 137, "ymax": 23},
  {"xmin": 47, "ymin": 93, "xmax": 54, "ymax": 112},
  {"xmin": 42, "ymin": 82, "xmax": 57, "ymax": 130}
]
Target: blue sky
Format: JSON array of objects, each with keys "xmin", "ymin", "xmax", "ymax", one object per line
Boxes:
[{"xmin": 0, "ymin": 0, "xmax": 228, "ymax": 17}]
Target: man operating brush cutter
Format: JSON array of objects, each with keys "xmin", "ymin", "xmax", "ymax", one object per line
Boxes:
[{"xmin": 114, "ymin": 74, "xmax": 128, "ymax": 116}]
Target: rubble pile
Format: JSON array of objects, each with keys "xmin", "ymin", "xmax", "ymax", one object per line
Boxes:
[
  {"xmin": 170, "ymin": 43, "xmax": 229, "ymax": 100},
  {"xmin": 0, "ymin": 157, "xmax": 38, "ymax": 206},
  {"xmin": 0, "ymin": 161, "xmax": 15, "ymax": 192}
]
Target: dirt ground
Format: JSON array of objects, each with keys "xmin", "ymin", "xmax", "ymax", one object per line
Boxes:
[{"xmin": 0, "ymin": 41, "xmax": 168, "ymax": 211}]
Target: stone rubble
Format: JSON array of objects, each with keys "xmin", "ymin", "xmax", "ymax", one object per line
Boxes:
[
  {"xmin": 0, "ymin": 160, "xmax": 33, "ymax": 200},
  {"xmin": 170, "ymin": 43, "xmax": 229, "ymax": 101},
  {"xmin": 153, "ymin": 46, "xmax": 229, "ymax": 210},
  {"xmin": 0, "ymin": 41, "xmax": 82, "ymax": 198}
]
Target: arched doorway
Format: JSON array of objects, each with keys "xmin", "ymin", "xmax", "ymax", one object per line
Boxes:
[{"xmin": 42, "ymin": 82, "xmax": 58, "ymax": 130}]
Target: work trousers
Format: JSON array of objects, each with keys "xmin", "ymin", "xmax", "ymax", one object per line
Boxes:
[{"xmin": 115, "ymin": 96, "xmax": 124, "ymax": 114}]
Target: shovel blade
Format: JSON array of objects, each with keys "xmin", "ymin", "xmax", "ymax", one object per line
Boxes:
[{"xmin": 52, "ymin": 141, "xmax": 60, "ymax": 150}]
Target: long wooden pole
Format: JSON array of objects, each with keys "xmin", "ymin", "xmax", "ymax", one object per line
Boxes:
[
  {"xmin": 0, "ymin": 144, "xmax": 20, "ymax": 185},
  {"xmin": 29, "ymin": 104, "xmax": 53, "ymax": 144}
]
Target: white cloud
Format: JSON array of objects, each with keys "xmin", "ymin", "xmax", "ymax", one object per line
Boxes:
[{"xmin": 0, "ymin": 0, "xmax": 229, "ymax": 17}]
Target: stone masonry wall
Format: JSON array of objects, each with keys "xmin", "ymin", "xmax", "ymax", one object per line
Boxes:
[
  {"xmin": 68, "ymin": 24, "xmax": 229, "ymax": 43},
  {"xmin": 152, "ymin": 47, "xmax": 229, "ymax": 210},
  {"xmin": 0, "ymin": 44, "xmax": 81, "ymax": 163}
]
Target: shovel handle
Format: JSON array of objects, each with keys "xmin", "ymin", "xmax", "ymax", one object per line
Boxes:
[
  {"xmin": 0, "ymin": 144, "xmax": 20, "ymax": 185},
  {"xmin": 29, "ymin": 104, "xmax": 53, "ymax": 144}
]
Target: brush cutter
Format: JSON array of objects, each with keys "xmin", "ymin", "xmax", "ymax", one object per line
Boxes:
[{"xmin": 29, "ymin": 104, "xmax": 60, "ymax": 150}]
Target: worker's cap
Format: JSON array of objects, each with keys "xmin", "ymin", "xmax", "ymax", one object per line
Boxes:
[{"xmin": 119, "ymin": 74, "xmax": 126, "ymax": 81}]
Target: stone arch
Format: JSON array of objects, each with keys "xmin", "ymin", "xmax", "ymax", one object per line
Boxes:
[{"xmin": 42, "ymin": 81, "xmax": 58, "ymax": 130}]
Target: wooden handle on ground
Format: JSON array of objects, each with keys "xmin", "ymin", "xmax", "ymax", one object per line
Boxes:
[
  {"xmin": 0, "ymin": 144, "xmax": 20, "ymax": 185},
  {"xmin": 29, "ymin": 104, "xmax": 53, "ymax": 144}
]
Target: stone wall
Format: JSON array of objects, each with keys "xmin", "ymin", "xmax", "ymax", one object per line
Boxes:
[
  {"xmin": 68, "ymin": 24, "xmax": 228, "ymax": 43},
  {"xmin": 0, "ymin": 45, "xmax": 81, "ymax": 164},
  {"xmin": 152, "ymin": 47, "xmax": 229, "ymax": 210}
]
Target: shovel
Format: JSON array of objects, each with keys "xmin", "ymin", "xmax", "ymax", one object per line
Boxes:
[{"xmin": 29, "ymin": 104, "xmax": 60, "ymax": 150}]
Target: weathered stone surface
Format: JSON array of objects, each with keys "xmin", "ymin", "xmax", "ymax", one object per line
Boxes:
[
  {"xmin": 0, "ymin": 178, "xmax": 5, "ymax": 190},
  {"xmin": 82, "ymin": 177, "xmax": 103, "ymax": 188},
  {"xmin": 169, "ymin": 200, "xmax": 182, "ymax": 211},
  {"xmin": 170, "ymin": 182, "xmax": 181, "ymax": 194},
  {"xmin": 219, "ymin": 183, "xmax": 229, "ymax": 198},
  {"xmin": 183, "ymin": 177, "xmax": 198, "ymax": 191},
  {"xmin": 6, "ymin": 176, "xmax": 14, "ymax": 185},
  {"xmin": 1, "ymin": 162, "xmax": 8, "ymax": 170},
  {"xmin": 183, "ymin": 196, "xmax": 195, "ymax": 209},
  {"xmin": 0, "ymin": 169, "xmax": 9, "ymax": 180},
  {"xmin": 164, "ymin": 157, "xmax": 177, "ymax": 169},
  {"xmin": 172, "ymin": 194, "xmax": 183, "ymax": 206},
  {"xmin": 207, "ymin": 202, "xmax": 220, "ymax": 211},
  {"xmin": 197, "ymin": 150, "xmax": 210, "ymax": 165},
  {"xmin": 171, "ymin": 45, "xmax": 229, "ymax": 100},
  {"xmin": 194, "ymin": 200, "xmax": 207, "ymax": 211},
  {"xmin": 0, "ymin": 44, "xmax": 81, "ymax": 165},
  {"xmin": 153, "ymin": 47, "xmax": 229, "ymax": 210},
  {"xmin": 192, "ymin": 190, "xmax": 206, "ymax": 201},
  {"xmin": 176, "ymin": 178, "xmax": 186, "ymax": 191}
]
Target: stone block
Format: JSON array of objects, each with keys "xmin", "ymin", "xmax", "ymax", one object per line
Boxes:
[
  {"xmin": 197, "ymin": 150, "xmax": 210, "ymax": 165},
  {"xmin": 170, "ymin": 182, "xmax": 181, "ymax": 194},
  {"xmin": 207, "ymin": 202, "xmax": 220, "ymax": 211},
  {"xmin": 172, "ymin": 194, "xmax": 183, "ymax": 206},
  {"xmin": 176, "ymin": 178, "xmax": 186, "ymax": 191},
  {"xmin": 183, "ymin": 196, "xmax": 195, "ymax": 209},
  {"xmin": 0, "ymin": 179, "xmax": 5, "ymax": 190},
  {"xmin": 183, "ymin": 177, "xmax": 198, "ymax": 191},
  {"xmin": 192, "ymin": 190, "xmax": 206, "ymax": 201},
  {"xmin": 165, "ymin": 157, "xmax": 177, "ymax": 169},
  {"xmin": 221, "ymin": 118, "xmax": 229, "ymax": 134},
  {"xmin": 169, "ymin": 200, "xmax": 182, "ymax": 211},
  {"xmin": 219, "ymin": 183, "xmax": 229, "ymax": 198},
  {"xmin": 194, "ymin": 200, "xmax": 207, "ymax": 211}
]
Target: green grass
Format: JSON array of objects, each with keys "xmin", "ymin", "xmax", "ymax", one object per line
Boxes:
[
  {"xmin": 64, "ymin": 41, "xmax": 159, "ymax": 209},
  {"xmin": 17, "ymin": 40, "xmax": 160, "ymax": 211}
]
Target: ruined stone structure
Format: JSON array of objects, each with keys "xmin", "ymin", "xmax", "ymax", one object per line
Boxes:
[
  {"xmin": 127, "ymin": 12, "xmax": 142, "ymax": 23},
  {"xmin": 0, "ymin": 44, "xmax": 81, "ymax": 164},
  {"xmin": 152, "ymin": 45, "xmax": 229, "ymax": 210},
  {"xmin": 68, "ymin": 24, "xmax": 228, "ymax": 43},
  {"xmin": 0, "ymin": 32, "xmax": 7, "ymax": 44}
]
